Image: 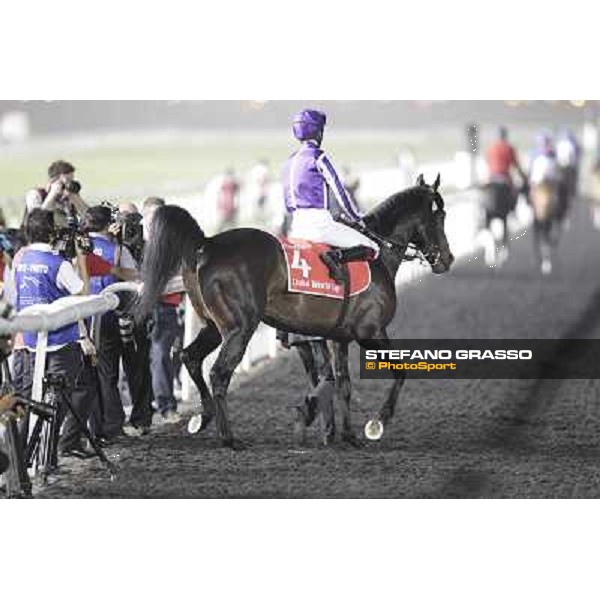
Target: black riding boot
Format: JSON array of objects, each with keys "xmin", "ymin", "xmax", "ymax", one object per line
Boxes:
[{"xmin": 320, "ymin": 246, "xmax": 376, "ymax": 284}]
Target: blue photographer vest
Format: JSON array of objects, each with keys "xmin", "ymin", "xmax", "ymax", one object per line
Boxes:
[
  {"xmin": 89, "ymin": 235, "xmax": 118, "ymax": 294},
  {"xmin": 14, "ymin": 248, "xmax": 79, "ymax": 350}
]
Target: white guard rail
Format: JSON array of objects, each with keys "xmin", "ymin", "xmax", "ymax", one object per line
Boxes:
[{"xmin": 0, "ymin": 282, "xmax": 143, "ymax": 403}]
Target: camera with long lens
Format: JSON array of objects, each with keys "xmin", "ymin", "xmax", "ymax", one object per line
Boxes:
[
  {"xmin": 117, "ymin": 212, "xmax": 143, "ymax": 250},
  {"xmin": 53, "ymin": 206, "xmax": 94, "ymax": 259},
  {"xmin": 52, "ymin": 179, "xmax": 81, "ymax": 204},
  {"xmin": 100, "ymin": 201, "xmax": 144, "ymax": 260},
  {"xmin": 65, "ymin": 180, "xmax": 81, "ymax": 195}
]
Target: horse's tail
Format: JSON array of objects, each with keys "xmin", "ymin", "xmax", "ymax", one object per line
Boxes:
[{"xmin": 138, "ymin": 205, "xmax": 205, "ymax": 318}]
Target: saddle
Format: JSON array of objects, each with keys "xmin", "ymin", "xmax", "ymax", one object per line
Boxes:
[{"xmin": 278, "ymin": 237, "xmax": 371, "ymax": 300}]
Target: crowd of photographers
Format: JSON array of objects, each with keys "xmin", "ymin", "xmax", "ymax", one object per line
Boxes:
[{"xmin": 0, "ymin": 160, "xmax": 185, "ymax": 466}]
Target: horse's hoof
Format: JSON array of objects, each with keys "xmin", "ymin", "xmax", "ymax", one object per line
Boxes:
[
  {"xmin": 188, "ymin": 413, "xmax": 214, "ymax": 434},
  {"xmin": 320, "ymin": 422, "xmax": 336, "ymax": 447},
  {"xmin": 187, "ymin": 414, "xmax": 203, "ymax": 434},
  {"xmin": 322, "ymin": 430, "xmax": 335, "ymax": 447},
  {"xmin": 222, "ymin": 438, "xmax": 246, "ymax": 451},
  {"xmin": 293, "ymin": 418, "xmax": 307, "ymax": 447},
  {"xmin": 364, "ymin": 418, "xmax": 384, "ymax": 441}
]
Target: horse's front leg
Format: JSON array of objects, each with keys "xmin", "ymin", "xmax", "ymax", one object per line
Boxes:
[{"xmin": 359, "ymin": 331, "xmax": 407, "ymax": 441}]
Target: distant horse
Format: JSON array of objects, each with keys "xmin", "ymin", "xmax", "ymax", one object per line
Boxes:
[
  {"xmin": 529, "ymin": 180, "xmax": 559, "ymax": 274},
  {"xmin": 556, "ymin": 163, "xmax": 578, "ymax": 227},
  {"xmin": 138, "ymin": 175, "xmax": 454, "ymax": 448},
  {"xmin": 478, "ymin": 180, "xmax": 518, "ymax": 266}
]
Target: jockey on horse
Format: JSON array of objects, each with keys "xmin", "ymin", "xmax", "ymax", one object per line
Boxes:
[
  {"xmin": 279, "ymin": 109, "xmax": 375, "ymax": 442},
  {"xmin": 283, "ymin": 109, "xmax": 379, "ymax": 282},
  {"xmin": 139, "ymin": 112, "xmax": 454, "ymax": 448},
  {"xmin": 480, "ymin": 126, "xmax": 528, "ymax": 265},
  {"xmin": 486, "ymin": 126, "xmax": 527, "ymax": 198},
  {"xmin": 529, "ymin": 131, "xmax": 561, "ymax": 274}
]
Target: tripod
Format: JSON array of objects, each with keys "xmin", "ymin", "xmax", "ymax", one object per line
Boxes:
[
  {"xmin": 2, "ymin": 370, "xmax": 115, "ymax": 498},
  {"xmin": 25, "ymin": 372, "xmax": 115, "ymax": 485}
]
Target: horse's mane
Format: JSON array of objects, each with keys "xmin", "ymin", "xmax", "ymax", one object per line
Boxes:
[{"xmin": 365, "ymin": 185, "xmax": 431, "ymax": 236}]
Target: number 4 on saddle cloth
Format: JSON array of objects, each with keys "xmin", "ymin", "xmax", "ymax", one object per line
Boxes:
[{"xmin": 279, "ymin": 237, "xmax": 371, "ymax": 300}]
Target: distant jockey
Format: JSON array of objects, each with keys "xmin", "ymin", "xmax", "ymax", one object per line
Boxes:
[
  {"xmin": 555, "ymin": 128, "xmax": 581, "ymax": 199},
  {"xmin": 555, "ymin": 129, "xmax": 581, "ymax": 170},
  {"xmin": 282, "ymin": 109, "xmax": 379, "ymax": 283},
  {"xmin": 529, "ymin": 131, "xmax": 559, "ymax": 187},
  {"xmin": 485, "ymin": 126, "xmax": 527, "ymax": 188}
]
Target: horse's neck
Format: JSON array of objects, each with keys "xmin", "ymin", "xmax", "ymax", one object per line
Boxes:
[
  {"xmin": 380, "ymin": 244, "xmax": 407, "ymax": 279},
  {"xmin": 367, "ymin": 219, "xmax": 412, "ymax": 278},
  {"xmin": 366, "ymin": 194, "xmax": 422, "ymax": 278}
]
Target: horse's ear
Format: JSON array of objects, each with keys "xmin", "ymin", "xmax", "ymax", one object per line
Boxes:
[
  {"xmin": 433, "ymin": 173, "xmax": 441, "ymax": 192},
  {"xmin": 416, "ymin": 173, "xmax": 425, "ymax": 187}
]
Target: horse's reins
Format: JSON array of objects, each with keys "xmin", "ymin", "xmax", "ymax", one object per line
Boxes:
[
  {"xmin": 331, "ymin": 206, "xmax": 445, "ymax": 331},
  {"xmin": 355, "ymin": 223, "xmax": 433, "ymax": 266}
]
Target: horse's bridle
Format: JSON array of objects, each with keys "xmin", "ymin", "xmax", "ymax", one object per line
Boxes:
[{"xmin": 360, "ymin": 207, "xmax": 446, "ymax": 267}]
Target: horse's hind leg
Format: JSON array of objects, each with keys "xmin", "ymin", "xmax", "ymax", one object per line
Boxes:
[
  {"xmin": 294, "ymin": 341, "xmax": 335, "ymax": 445},
  {"xmin": 210, "ymin": 322, "xmax": 258, "ymax": 448},
  {"xmin": 534, "ymin": 219, "xmax": 553, "ymax": 273},
  {"xmin": 310, "ymin": 341, "xmax": 336, "ymax": 445},
  {"xmin": 292, "ymin": 342, "xmax": 319, "ymax": 446},
  {"xmin": 181, "ymin": 320, "xmax": 222, "ymax": 430},
  {"xmin": 333, "ymin": 341, "xmax": 360, "ymax": 445}
]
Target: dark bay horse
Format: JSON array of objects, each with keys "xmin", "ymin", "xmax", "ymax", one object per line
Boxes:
[
  {"xmin": 530, "ymin": 179, "xmax": 562, "ymax": 275},
  {"xmin": 478, "ymin": 180, "xmax": 519, "ymax": 266},
  {"xmin": 138, "ymin": 175, "xmax": 454, "ymax": 448}
]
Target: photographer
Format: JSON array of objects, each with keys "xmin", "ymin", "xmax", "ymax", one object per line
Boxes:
[
  {"xmin": 83, "ymin": 205, "xmax": 152, "ymax": 439},
  {"xmin": 24, "ymin": 160, "xmax": 88, "ymax": 227},
  {"xmin": 113, "ymin": 201, "xmax": 154, "ymax": 436},
  {"xmin": 9, "ymin": 209, "xmax": 97, "ymax": 460}
]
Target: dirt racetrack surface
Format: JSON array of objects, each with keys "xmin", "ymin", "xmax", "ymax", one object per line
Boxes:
[{"xmin": 37, "ymin": 199, "xmax": 600, "ymax": 498}]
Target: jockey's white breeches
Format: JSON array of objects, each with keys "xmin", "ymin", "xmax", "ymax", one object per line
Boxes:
[{"xmin": 288, "ymin": 209, "xmax": 380, "ymax": 256}]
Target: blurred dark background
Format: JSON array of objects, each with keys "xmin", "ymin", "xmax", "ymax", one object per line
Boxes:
[{"xmin": 0, "ymin": 100, "xmax": 595, "ymax": 135}]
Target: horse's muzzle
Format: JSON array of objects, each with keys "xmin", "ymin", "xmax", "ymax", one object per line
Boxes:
[{"xmin": 432, "ymin": 251, "xmax": 454, "ymax": 274}]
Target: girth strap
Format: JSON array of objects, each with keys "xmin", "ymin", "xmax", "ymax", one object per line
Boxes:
[{"xmin": 332, "ymin": 264, "xmax": 350, "ymax": 332}]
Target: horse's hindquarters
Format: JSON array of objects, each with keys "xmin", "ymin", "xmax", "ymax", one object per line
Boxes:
[
  {"xmin": 482, "ymin": 182, "xmax": 515, "ymax": 219},
  {"xmin": 530, "ymin": 183, "xmax": 555, "ymax": 220}
]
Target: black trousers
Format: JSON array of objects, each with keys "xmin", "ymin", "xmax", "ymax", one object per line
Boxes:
[
  {"xmin": 95, "ymin": 315, "xmax": 153, "ymax": 436},
  {"xmin": 122, "ymin": 321, "xmax": 154, "ymax": 428}
]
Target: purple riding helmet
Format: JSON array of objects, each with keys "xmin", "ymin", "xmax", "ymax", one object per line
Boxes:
[{"xmin": 292, "ymin": 109, "xmax": 327, "ymax": 142}]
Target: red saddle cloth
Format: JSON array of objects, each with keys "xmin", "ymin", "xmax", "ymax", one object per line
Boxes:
[{"xmin": 279, "ymin": 237, "xmax": 371, "ymax": 300}]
